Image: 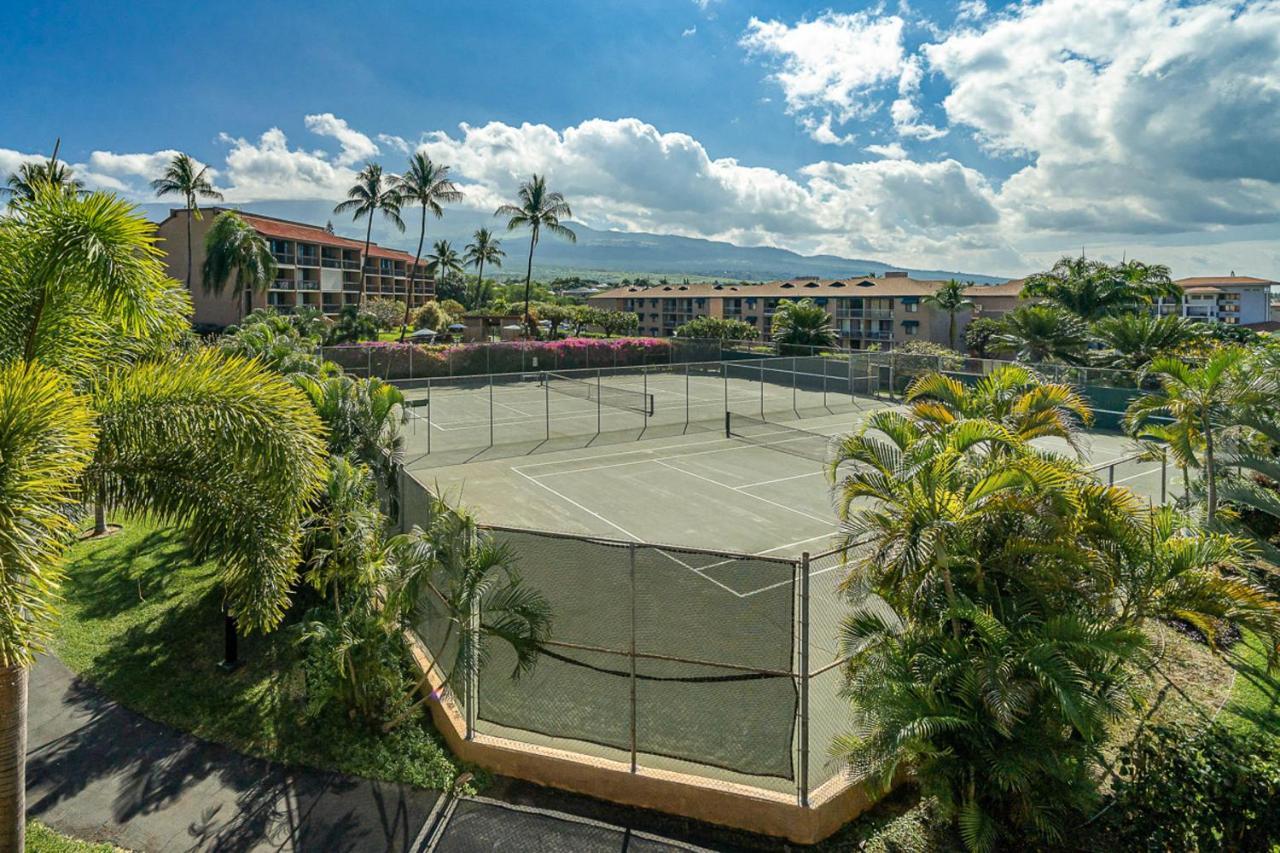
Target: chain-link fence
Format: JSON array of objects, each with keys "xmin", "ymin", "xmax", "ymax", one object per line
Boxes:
[{"xmin": 399, "ymin": 470, "xmax": 871, "ymax": 803}]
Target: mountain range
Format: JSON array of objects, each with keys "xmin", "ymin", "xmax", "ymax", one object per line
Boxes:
[{"xmin": 140, "ymin": 200, "xmax": 1005, "ymax": 285}]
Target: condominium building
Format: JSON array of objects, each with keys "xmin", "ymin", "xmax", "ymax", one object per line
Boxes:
[
  {"xmin": 1158, "ymin": 276, "xmax": 1275, "ymax": 327},
  {"xmin": 588, "ymin": 273, "xmax": 1024, "ymax": 349},
  {"xmin": 155, "ymin": 208, "xmax": 433, "ymax": 328}
]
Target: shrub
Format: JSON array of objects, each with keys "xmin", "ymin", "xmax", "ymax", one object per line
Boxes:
[
  {"xmin": 1098, "ymin": 722, "xmax": 1280, "ymax": 851},
  {"xmin": 365, "ymin": 297, "xmax": 407, "ymax": 330},
  {"xmin": 412, "ymin": 301, "xmax": 452, "ymax": 332},
  {"xmin": 675, "ymin": 316, "xmax": 759, "ymax": 341}
]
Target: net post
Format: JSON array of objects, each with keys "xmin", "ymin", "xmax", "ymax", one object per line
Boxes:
[
  {"xmin": 466, "ymin": 593, "xmax": 479, "ymax": 741},
  {"xmin": 798, "ymin": 551, "xmax": 811, "ymax": 808},
  {"xmin": 759, "ymin": 361, "xmax": 765, "ymax": 420},
  {"xmin": 643, "ymin": 367, "xmax": 649, "ymax": 425},
  {"xmin": 724, "ymin": 410, "xmax": 731, "ymax": 439},
  {"xmin": 409, "ymin": 343, "xmax": 414, "ymax": 379},
  {"xmin": 792, "ymin": 357, "xmax": 798, "ymax": 417},
  {"xmin": 629, "ymin": 542, "xmax": 638, "ymax": 774},
  {"xmin": 685, "ymin": 363, "xmax": 690, "ymax": 429},
  {"xmin": 1109, "ymin": 463, "xmax": 1115, "ymax": 486}
]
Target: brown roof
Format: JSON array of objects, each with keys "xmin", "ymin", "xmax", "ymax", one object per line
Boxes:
[
  {"xmin": 163, "ymin": 208, "xmax": 418, "ymax": 263},
  {"xmin": 965, "ymin": 279, "xmax": 1025, "ymax": 298},
  {"xmin": 1176, "ymin": 276, "xmax": 1276, "ymax": 287},
  {"xmin": 592, "ymin": 275, "xmax": 1022, "ymax": 301}
]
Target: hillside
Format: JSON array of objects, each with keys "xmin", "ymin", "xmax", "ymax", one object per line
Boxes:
[{"xmin": 141, "ymin": 200, "xmax": 1004, "ymax": 284}]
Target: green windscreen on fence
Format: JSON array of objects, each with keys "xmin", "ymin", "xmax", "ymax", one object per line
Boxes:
[{"xmin": 459, "ymin": 527, "xmax": 799, "ymax": 781}]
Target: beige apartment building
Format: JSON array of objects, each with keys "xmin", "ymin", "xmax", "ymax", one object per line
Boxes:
[
  {"xmin": 1160, "ymin": 276, "xmax": 1275, "ymax": 327},
  {"xmin": 588, "ymin": 273, "xmax": 1025, "ymax": 349},
  {"xmin": 156, "ymin": 208, "xmax": 433, "ymax": 328}
]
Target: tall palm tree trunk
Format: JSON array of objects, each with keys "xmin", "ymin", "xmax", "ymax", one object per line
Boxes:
[
  {"xmin": 400, "ymin": 208, "xmax": 428, "ymax": 343},
  {"xmin": 0, "ymin": 664, "xmax": 27, "ymax": 852},
  {"xmin": 94, "ymin": 483, "xmax": 107, "ymax": 536},
  {"xmin": 360, "ymin": 217, "xmax": 374, "ymax": 306},
  {"xmin": 948, "ymin": 312, "xmax": 957, "ymax": 350},
  {"xmin": 1203, "ymin": 412, "xmax": 1217, "ymax": 523},
  {"xmin": 185, "ymin": 200, "xmax": 194, "ymax": 290},
  {"xmin": 522, "ymin": 229, "xmax": 537, "ymax": 336}
]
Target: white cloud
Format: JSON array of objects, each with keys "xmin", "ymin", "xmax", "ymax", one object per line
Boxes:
[
  {"xmin": 865, "ymin": 142, "xmax": 908, "ymax": 159},
  {"xmin": 217, "ymin": 127, "xmax": 358, "ymax": 201},
  {"xmin": 954, "ymin": 0, "xmax": 987, "ymax": 23},
  {"xmin": 741, "ymin": 11, "xmax": 908, "ymax": 137},
  {"xmin": 377, "ymin": 133, "xmax": 411, "ymax": 154},
  {"xmin": 304, "ymin": 113, "xmax": 380, "ymax": 166},
  {"xmin": 682, "ymin": 26, "xmax": 697, "ymax": 37},
  {"xmin": 803, "ymin": 115, "xmax": 858, "ymax": 146}
]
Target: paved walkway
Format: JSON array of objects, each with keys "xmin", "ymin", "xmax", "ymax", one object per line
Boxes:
[
  {"xmin": 24, "ymin": 656, "xmax": 770, "ymax": 852},
  {"xmin": 25, "ymin": 655, "xmax": 440, "ymax": 852}
]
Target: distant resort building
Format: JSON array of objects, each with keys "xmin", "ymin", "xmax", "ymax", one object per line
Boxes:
[
  {"xmin": 588, "ymin": 272, "xmax": 1025, "ymax": 349},
  {"xmin": 1164, "ymin": 276, "xmax": 1275, "ymax": 328},
  {"xmin": 156, "ymin": 209, "xmax": 432, "ymax": 328}
]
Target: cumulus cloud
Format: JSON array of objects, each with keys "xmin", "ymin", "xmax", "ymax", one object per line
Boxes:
[
  {"xmin": 218, "ymin": 127, "xmax": 359, "ymax": 201},
  {"xmin": 304, "ymin": 113, "xmax": 380, "ymax": 166},
  {"xmin": 377, "ymin": 133, "xmax": 411, "ymax": 154},
  {"xmin": 682, "ymin": 26, "xmax": 697, "ymax": 37},
  {"xmin": 865, "ymin": 142, "xmax": 908, "ymax": 159},
  {"xmin": 741, "ymin": 11, "xmax": 909, "ymax": 142}
]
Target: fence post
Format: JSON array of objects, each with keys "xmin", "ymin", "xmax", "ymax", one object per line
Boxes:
[
  {"xmin": 488, "ymin": 379, "xmax": 494, "ymax": 449},
  {"xmin": 791, "ymin": 357, "xmax": 798, "ymax": 417},
  {"xmin": 798, "ymin": 552, "xmax": 811, "ymax": 807},
  {"xmin": 409, "ymin": 343, "xmax": 414, "ymax": 380},
  {"xmin": 1161, "ymin": 451, "xmax": 1168, "ymax": 504},
  {"xmin": 759, "ymin": 362, "xmax": 765, "ymax": 420},
  {"xmin": 596, "ymin": 370, "xmax": 602, "ymax": 436},
  {"xmin": 643, "ymin": 367, "xmax": 649, "ymax": 430},
  {"xmin": 466, "ymin": 593, "xmax": 480, "ymax": 741},
  {"xmin": 629, "ymin": 542, "xmax": 638, "ymax": 773},
  {"xmin": 685, "ymin": 363, "xmax": 690, "ymax": 429},
  {"xmin": 545, "ymin": 376, "xmax": 551, "ymax": 441},
  {"xmin": 426, "ymin": 378, "xmax": 432, "ymax": 455}
]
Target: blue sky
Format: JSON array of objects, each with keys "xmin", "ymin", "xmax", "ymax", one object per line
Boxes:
[{"xmin": 3, "ymin": 0, "xmax": 1279, "ymax": 277}]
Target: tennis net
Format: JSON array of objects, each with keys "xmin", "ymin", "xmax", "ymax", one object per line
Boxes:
[
  {"xmin": 542, "ymin": 371, "xmax": 655, "ymax": 416},
  {"xmin": 725, "ymin": 412, "xmax": 835, "ymax": 464}
]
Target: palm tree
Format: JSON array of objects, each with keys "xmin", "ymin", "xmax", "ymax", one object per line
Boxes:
[
  {"xmin": 1126, "ymin": 349, "xmax": 1271, "ymax": 525},
  {"xmin": 1, "ymin": 140, "xmax": 83, "ymax": 206},
  {"xmin": 335, "ymin": 162, "xmax": 405, "ymax": 304},
  {"xmin": 769, "ymin": 298, "xmax": 836, "ymax": 353},
  {"xmin": 923, "ymin": 279, "xmax": 974, "ymax": 350},
  {"xmin": 495, "ymin": 175, "xmax": 576, "ymax": 332},
  {"xmin": 1090, "ymin": 313, "xmax": 1203, "ymax": 372},
  {"xmin": 425, "ymin": 240, "xmax": 464, "ymax": 302},
  {"xmin": 395, "ymin": 154, "xmax": 463, "ymax": 342},
  {"xmin": 202, "ymin": 211, "xmax": 277, "ymax": 319},
  {"xmin": 0, "ymin": 185, "xmax": 328, "ymax": 849},
  {"xmin": 1022, "ymin": 257, "xmax": 1177, "ymax": 321},
  {"xmin": 151, "ymin": 153, "xmax": 223, "ymax": 289},
  {"xmin": 382, "ymin": 494, "xmax": 551, "ymax": 731},
  {"xmin": 464, "ymin": 227, "xmax": 505, "ymax": 311},
  {"xmin": 991, "ymin": 304, "xmax": 1088, "ymax": 363}
]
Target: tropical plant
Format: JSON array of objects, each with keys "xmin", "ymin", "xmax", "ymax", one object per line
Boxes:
[
  {"xmin": 495, "ymin": 175, "xmax": 576, "ymax": 332},
  {"xmin": 413, "ymin": 301, "xmax": 452, "ymax": 333},
  {"xmin": 923, "ymin": 279, "xmax": 974, "ymax": 350},
  {"xmin": 1, "ymin": 143, "xmax": 83, "ymax": 206},
  {"xmin": 324, "ymin": 305, "xmax": 381, "ymax": 345},
  {"xmin": 770, "ymin": 298, "xmax": 836, "ymax": 352},
  {"xmin": 1090, "ymin": 313, "xmax": 1203, "ymax": 371},
  {"xmin": 151, "ymin": 152, "xmax": 223, "ymax": 289},
  {"xmin": 382, "ymin": 494, "xmax": 552, "ymax": 731},
  {"xmin": 598, "ymin": 309, "xmax": 639, "ymax": 338},
  {"xmin": 291, "ymin": 372, "xmax": 404, "ymax": 494},
  {"xmin": 425, "ymin": 240, "xmax": 464, "ymax": 303},
  {"xmin": 1125, "ymin": 349, "xmax": 1270, "ymax": 524},
  {"xmin": 464, "ymin": 228, "xmax": 505, "ymax": 310},
  {"xmin": 335, "ymin": 162, "xmax": 404, "ymax": 304},
  {"xmin": 218, "ymin": 318, "xmax": 328, "ymax": 378},
  {"xmin": 991, "ymin": 304, "xmax": 1088, "ymax": 363},
  {"xmin": 395, "ymin": 154, "xmax": 463, "ymax": 341},
  {"xmin": 0, "ymin": 185, "xmax": 327, "ymax": 850},
  {"xmin": 1022, "ymin": 257, "xmax": 1178, "ymax": 321},
  {"xmin": 674, "ymin": 316, "xmax": 759, "ymax": 341},
  {"xmin": 534, "ymin": 303, "xmax": 576, "ymax": 338},
  {"xmin": 201, "ymin": 211, "xmax": 277, "ymax": 319},
  {"xmin": 302, "ymin": 456, "xmax": 386, "ymax": 612},
  {"xmin": 963, "ymin": 316, "xmax": 1003, "ymax": 358},
  {"xmin": 462, "ymin": 278, "xmax": 495, "ymax": 312},
  {"xmin": 365, "ymin": 297, "xmax": 407, "ymax": 331},
  {"xmin": 827, "ymin": 374, "xmax": 1279, "ymax": 849}
]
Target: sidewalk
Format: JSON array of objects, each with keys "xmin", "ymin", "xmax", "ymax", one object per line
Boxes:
[{"xmin": 25, "ymin": 655, "xmax": 440, "ymax": 852}]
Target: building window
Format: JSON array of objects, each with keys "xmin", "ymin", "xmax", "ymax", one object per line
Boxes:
[{"xmin": 904, "ymin": 301, "xmax": 918, "ymax": 313}]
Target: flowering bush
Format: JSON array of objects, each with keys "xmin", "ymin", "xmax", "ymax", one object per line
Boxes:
[{"xmin": 321, "ymin": 337, "xmax": 674, "ymax": 379}]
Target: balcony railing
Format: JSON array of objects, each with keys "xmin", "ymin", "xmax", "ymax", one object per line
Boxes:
[
  {"xmin": 272, "ymin": 252, "xmax": 295, "ymax": 265},
  {"xmin": 297, "ymin": 280, "xmax": 320, "ymax": 291},
  {"xmin": 835, "ymin": 309, "xmax": 893, "ymax": 320},
  {"xmin": 321, "ymin": 258, "xmax": 342, "ymax": 269},
  {"xmin": 271, "ymin": 279, "xmax": 294, "ymax": 290},
  {"xmin": 296, "ymin": 254, "xmax": 319, "ymax": 267}
]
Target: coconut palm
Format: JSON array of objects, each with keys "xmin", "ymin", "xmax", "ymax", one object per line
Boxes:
[
  {"xmin": 335, "ymin": 162, "xmax": 405, "ymax": 304},
  {"xmin": 1126, "ymin": 349, "xmax": 1270, "ymax": 524},
  {"xmin": 201, "ymin": 211, "xmax": 277, "ymax": 319},
  {"xmin": 151, "ymin": 153, "xmax": 224, "ymax": 289},
  {"xmin": 395, "ymin": 154, "xmax": 463, "ymax": 341},
  {"xmin": 770, "ymin": 298, "xmax": 836, "ymax": 353},
  {"xmin": 425, "ymin": 240, "xmax": 464, "ymax": 297},
  {"xmin": 0, "ymin": 185, "xmax": 327, "ymax": 849},
  {"xmin": 1090, "ymin": 313, "xmax": 1203, "ymax": 372},
  {"xmin": 1022, "ymin": 257, "xmax": 1177, "ymax": 322},
  {"xmin": 495, "ymin": 175, "xmax": 576, "ymax": 332},
  {"xmin": 991, "ymin": 304, "xmax": 1088, "ymax": 364},
  {"xmin": 464, "ymin": 227, "xmax": 505, "ymax": 308},
  {"xmin": 923, "ymin": 279, "xmax": 974, "ymax": 350},
  {"xmin": 1, "ymin": 141, "xmax": 83, "ymax": 206}
]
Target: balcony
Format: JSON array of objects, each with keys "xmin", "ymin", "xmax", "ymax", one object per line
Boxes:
[
  {"xmin": 321, "ymin": 258, "xmax": 342, "ymax": 269},
  {"xmin": 859, "ymin": 330, "xmax": 895, "ymax": 341},
  {"xmin": 835, "ymin": 309, "xmax": 893, "ymax": 320},
  {"xmin": 296, "ymin": 254, "xmax": 320, "ymax": 268},
  {"xmin": 271, "ymin": 252, "xmax": 295, "ymax": 265},
  {"xmin": 270, "ymin": 279, "xmax": 294, "ymax": 290},
  {"xmin": 296, "ymin": 280, "xmax": 320, "ymax": 291}
]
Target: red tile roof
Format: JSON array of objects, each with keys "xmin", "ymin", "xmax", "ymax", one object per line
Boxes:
[
  {"xmin": 168, "ymin": 208, "xmax": 419, "ymax": 263},
  {"xmin": 1176, "ymin": 276, "xmax": 1276, "ymax": 287}
]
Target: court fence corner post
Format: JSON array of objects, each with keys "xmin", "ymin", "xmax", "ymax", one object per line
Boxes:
[
  {"xmin": 798, "ymin": 551, "xmax": 811, "ymax": 808},
  {"xmin": 724, "ymin": 410, "xmax": 731, "ymax": 439},
  {"xmin": 1161, "ymin": 450, "xmax": 1168, "ymax": 504},
  {"xmin": 466, "ymin": 593, "xmax": 480, "ymax": 741}
]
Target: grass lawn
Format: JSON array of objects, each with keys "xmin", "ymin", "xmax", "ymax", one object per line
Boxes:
[
  {"xmin": 25, "ymin": 821, "xmax": 125, "ymax": 852},
  {"xmin": 1219, "ymin": 629, "xmax": 1280, "ymax": 735},
  {"xmin": 52, "ymin": 519, "xmax": 462, "ymax": 791}
]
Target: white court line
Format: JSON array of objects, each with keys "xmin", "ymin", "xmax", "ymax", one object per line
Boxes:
[
  {"xmin": 653, "ymin": 458, "xmax": 835, "ymax": 526},
  {"xmin": 740, "ymin": 469, "xmax": 827, "ymax": 489},
  {"xmin": 511, "ymin": 468, "xmax": 749, "ymax": 598}
]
